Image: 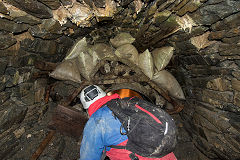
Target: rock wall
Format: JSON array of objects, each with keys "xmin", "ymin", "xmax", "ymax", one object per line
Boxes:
[{"xmin": 0, "ymin": 0, "xmax": 239, "ymax": 160}]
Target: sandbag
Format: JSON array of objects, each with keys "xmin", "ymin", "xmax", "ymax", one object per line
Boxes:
[
  {"xmin": 152, "ymin": 46, "xmax": 174, "ymax": 71},
  {"xmin": 77, "ymin": 49, "xmax": 100, "ymax": 81},
  {"xmin": 91, "ymin": 43, "xmax": 116, "ymax": 61},
  {"xmin": 49, "ymin": 58, "xmax": 81, "ymax": 83},
  {"xmin": 65, "ymin": 37, "xmax": 88, "ymax": 60},
  {"xmin": 110, "ymin": 32, "xmax": 135, "ymax": 48},
  {"xmin": 152, "ymin": 70, "xmax": 185, "ymax": 100},
  {"xmin": 138, "ymin": 49, "xmax": 154, "ymax": 79},
  {"xmin": 115, "ymin": 44, "xmax": 139, "ymax": 66}
]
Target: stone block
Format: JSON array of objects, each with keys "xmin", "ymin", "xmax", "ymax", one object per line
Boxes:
[
  {"xmin": 236, "ymin": 60, "xmax": 240, "ymax": 67},
  {"xmin": 232, "ymin": 71, "xmax": 240, "ymax": 80},
  {"xmin": 193, "ymin": 112, "xmax": 220, "ymax": 134},
  {"xmin": 30, "ymin": 18, "xmax": 63, "ymax": 40},
  {"xmin": 206, "ymin": 77, "xmax": 231, "ymax": 91},
  {"xmin": 5, "ymin": 0, "xmax": 52, "ymax": 19},
  {"xmin": 219, "ymin": 43, "xmax": 240, "ymax": 56},
  {"xmin": 0, "ymin": 33, "xmax": 17, "ymax": 50},
  {"xmin": 0, "ymin": 59, "xmax": 7, "ymax": 75},
  {"xmin": 0, "ymin": 2, "xmax": 8, "ymax": 14},
  {"xmin": 176, "ymin": 0, "xmax": 202, "ymax": 16},
  {"xmin": 209, "ymin": 30, "xmax": 226, "ymax": 40},
  {"xmin": 234, "ymin": 91, "xmax": 240, "ymax": 107},
  {"xmin": 0, "ymin": 91, "xmax": 10, "ymax": 105},
  {"xmin": 202, "ymin": 89, "xmax": 233, "ymax": 103},
  {"xmin": 0, "ymin": 82, "xmax": 5, "ymax": 92},
  {"xmin": 0, "ymin": 18, "xmax": 29, "ymax": 34},
  {"xmin": 192, "ymin": 136, "xmax": 217, "ymax": 159},
  {"xmin": 38, "ymin": 0, "xmax": 61, "ymax": 10},
  {"xmin": 19, "ymin": 54, "xmax": 44, "ymax": 67},
  {"xmin": 211, "ymin": 12, "xmax": 240, "ymax": 31},
  {"xmin": 21, "ymin": 91, "xmax": 35, "ymax": 105},
  {"xmin": 19, "ymin": 83, "xmax": 33, "ymax": 97},
  {"xmin": 34, "ymin": 87, "xmax": 45, "ymax": 103},
  {"xmin": 188, "ymin": 65, "xmax": 232, "ymax": 76},
  {"xmin": 209, "ymin": 134, "xmax": 240, "ymax": 160},
  {"xmin": 222, "ymin": 36, "xmax": 240, "ymax": 44},
  {"xmin": 20, "ymin": 38, "xmax": 57, "ymax": 55},
  {"xmin": 0, "ymin": 99, "xmax": 28, "ymax": 133},
  {"xmin": 0, "ymin": 133, "xmax": 20, "ymax": 160},
  {"xmin": 3, "ymin": 2, "xmax": 42, "ymax": 25},
  {"xmin": 195, "ymin": 103, "xmax": 232, "ymax": 132},
  {"xmin": 232, "ymin": 78, "xmax": 240, "ymax": 92}
]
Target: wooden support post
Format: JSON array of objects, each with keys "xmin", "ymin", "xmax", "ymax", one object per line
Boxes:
[{"xmin": 30, "ymin": 130, "xmax": 56, "ymax": 160}]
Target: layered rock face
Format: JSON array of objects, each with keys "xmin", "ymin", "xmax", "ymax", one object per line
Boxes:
[{"xmin": 0, "ymin": 0, "xmax": 239, "ymax": 160}]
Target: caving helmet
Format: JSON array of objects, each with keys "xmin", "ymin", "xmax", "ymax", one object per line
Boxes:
[{"xmin": 79, "ymin": 85, "xmax": 106, "ymax": 109}]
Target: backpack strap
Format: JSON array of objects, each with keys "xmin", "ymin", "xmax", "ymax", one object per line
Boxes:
[
  {"xmin": 105, "ymin": 98, "xmax": 130, "ymax": 123},
  {"xmin": 109, "ymin": 145, "xmax": 139, "ymax": 160},
  {"xmin": 101, "ymin": 147, "xmax": 107, "ymax": 160}
]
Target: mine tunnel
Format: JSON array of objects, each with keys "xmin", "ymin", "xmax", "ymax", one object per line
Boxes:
[{"xmin": 0, "ymin": 0, "xmax": 240, "ymax": 160}]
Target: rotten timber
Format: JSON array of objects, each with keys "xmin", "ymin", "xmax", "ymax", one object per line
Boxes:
[
  {"xmin": 48, "ymin": 105, "xmax": 88, "ymax": 139},
  {"xmin": 31, "ymin": 130, "xmax": 56, "ymax": 160}
]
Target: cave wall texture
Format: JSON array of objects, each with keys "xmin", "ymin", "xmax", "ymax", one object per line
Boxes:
[{"xmin": 0, "ymin": 0, "xmax": 240, "ymax": 160}]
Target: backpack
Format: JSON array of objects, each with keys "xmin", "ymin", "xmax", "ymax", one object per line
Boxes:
[{"xmin": 105, "ymin": 97, "xmax": 177, "ymax": 158}]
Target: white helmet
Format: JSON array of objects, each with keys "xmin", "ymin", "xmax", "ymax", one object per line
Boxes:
[{"xmin": 79, "ymin": 85, "xmax": 106, "ymax": 109}]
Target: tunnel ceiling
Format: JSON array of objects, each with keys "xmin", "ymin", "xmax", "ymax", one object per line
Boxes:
[{"xmin": 0, "ymin": 0, "xmax": 240, "ymax": 160}]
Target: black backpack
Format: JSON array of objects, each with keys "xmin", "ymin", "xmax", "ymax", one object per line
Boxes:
[{"xmin": 105, "ymin": 97, "xmax": 177, "ymax": 158}]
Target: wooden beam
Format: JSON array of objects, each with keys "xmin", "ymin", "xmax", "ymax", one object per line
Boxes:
[{"xmin": 30, "ymin": 130, "xmax": 56, "ymax": 160}]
